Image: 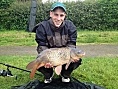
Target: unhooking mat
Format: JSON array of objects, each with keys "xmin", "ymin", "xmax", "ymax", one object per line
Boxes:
[{"xmin": 11, "ymin": 77, "xmax": 105, "ymax": 89}]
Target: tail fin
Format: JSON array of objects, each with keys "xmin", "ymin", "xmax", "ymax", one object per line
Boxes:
[
  {"xmin": 26, "ymin": 60, "xmax": 36, "ymax": 70},
  {"xmin": 30, "ymin": 63, "xmax": 45, "ymax": 79},
  {"xmin": 30, "ymin": 64, "xmax": 38, "ymax": 79}
]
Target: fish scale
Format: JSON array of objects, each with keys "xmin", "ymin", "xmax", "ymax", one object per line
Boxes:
[
  {"xmin": 46, "ymin": 48, "xmax": 70, "ymax": 64},
  {"xmin": 26, "ymin": 47, "xmax": 85, "ymax": 79}
]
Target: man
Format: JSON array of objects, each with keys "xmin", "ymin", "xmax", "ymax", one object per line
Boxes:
[{"xmin": 34, "ymin": 2, "xmax": 82, "ymax": 83}]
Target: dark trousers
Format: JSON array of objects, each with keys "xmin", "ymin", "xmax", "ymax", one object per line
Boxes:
[{"xmin": 38, "ymin": 58, "xmax": 82, "ymax": 79}]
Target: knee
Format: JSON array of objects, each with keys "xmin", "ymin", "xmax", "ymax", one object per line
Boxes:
[
  {"xmin": 78, "ymin": 58, "xmax": 82, "ymax": 65},
  {"xmin": 69, "ymin": 58, "xmax": 82, "ymax": 70}
]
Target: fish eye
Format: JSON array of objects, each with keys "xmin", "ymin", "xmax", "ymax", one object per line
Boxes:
[{"xmin": 77, "ymin": 50, "xmax": 82, "ymax": 54}]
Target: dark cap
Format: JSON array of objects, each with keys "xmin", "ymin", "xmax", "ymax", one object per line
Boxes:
[{"xmin": 50, "ymin": 2, "xmax": 66, "ymax": 12}]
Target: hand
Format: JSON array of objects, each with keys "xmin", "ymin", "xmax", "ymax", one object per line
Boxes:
[
  {"xmin": 44, "ymin": 62, "xmax": 53, "ymax": 68},
  {"xmin": 71, "ymin": 59, "xmax": 79, "ymax": 63}
]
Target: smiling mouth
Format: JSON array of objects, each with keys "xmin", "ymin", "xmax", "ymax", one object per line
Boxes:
[
  {"xmin": 56, "ymin": 23, "xmax": 60, "ymax": 25},
  {"xmin": 55, "ymin": 21, "xmax": 62, "ymax": 25}
]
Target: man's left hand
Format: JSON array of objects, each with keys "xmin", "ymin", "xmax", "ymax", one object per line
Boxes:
[
  {"xmin": 71, "ymin": 59, "xmax": 79, "ymax": 63},
  {"xmin": 44, "ymin": 62, "xmax": 53, "ymax": 68}
]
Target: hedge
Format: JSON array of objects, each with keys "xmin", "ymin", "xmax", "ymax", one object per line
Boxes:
[{"xmin": 0, "ymin": 0, "xmax": 118, "ymax": 30}]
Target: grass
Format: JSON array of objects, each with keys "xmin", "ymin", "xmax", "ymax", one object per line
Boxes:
[
  {"xmin": 77, "ymin": 30, "xmax": 118, "ymax": 44},
  {"xmin": 0, "ymin": 55, "xmax": 118, "ymax": 89},
  {"xmin": 0, "ymin": 30, "xmax": 118, "ymax": 89},
  {"xmin": 0, "ymin": 30, "xmax": 118, "ymax": 46},
  {"xmin": 0, "ymin": 30, "xmax": 36, "ymax": 46}
]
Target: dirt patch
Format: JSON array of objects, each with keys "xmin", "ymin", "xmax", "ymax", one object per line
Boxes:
[{"xmin": 0, "ymin": 44, "xmax": 118, "ymax": 57}]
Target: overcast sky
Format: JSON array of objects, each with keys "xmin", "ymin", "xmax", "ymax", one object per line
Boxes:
[{"xmin": 42, "ymin": 0, "xmax": 85, "ymax": 3}]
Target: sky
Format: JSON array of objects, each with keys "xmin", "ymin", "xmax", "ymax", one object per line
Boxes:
[{"xmin": 42, "ymin": 0, "xmax": 85, "ymax": 3}]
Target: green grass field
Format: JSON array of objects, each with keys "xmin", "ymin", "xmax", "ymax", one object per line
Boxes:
[
  {"xmin": 0, "ymin": 56, "xmax": 118, "ymax": 89},
  {"xmin": 0, "ymin": 30, "xmax": 118, "ymax": 46},
  {"xmin": 0, "ymin": 30, "xmax": 118, "ymax": 89}
]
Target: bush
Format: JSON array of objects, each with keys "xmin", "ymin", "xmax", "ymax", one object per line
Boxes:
[
  {"xmin": 0, "ymin": 0, "xmax": 118, "ymax": 30},
  {"xmin": 66, "ymin": 0, "xmax": 118, "ymax": 30},
  {"xmin": 0, "ymin": 0, "xmax": 14, "ymax": 9},
  {"xmin": 0, "ymin": 1, "xmax": 30, "ymax": 30}
]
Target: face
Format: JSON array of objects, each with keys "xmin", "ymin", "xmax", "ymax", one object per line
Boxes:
[{"xmin": 50, "ymin": 8, "xmax": 66, "ymax": 27}]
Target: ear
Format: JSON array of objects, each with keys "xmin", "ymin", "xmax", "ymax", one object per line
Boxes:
[
  {"xmin": 50, "ymin": 11, "xmax": 53, "ymax": 17},
  {"xmin": 63, "ymin": 11, "xmax": 66, "ymax": 16}
]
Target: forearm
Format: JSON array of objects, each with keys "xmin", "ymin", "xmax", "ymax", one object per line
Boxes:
[
  {"xmin": 67, "ymin": 21, "xmax": 77, "ymax": 48},
  {"xmin": 35, "ymin": 24, "xmax": 49, "ymax": 53},
  {"xmin": 67, "ymin": 43, "xmax": 76, "ymax": 48}
]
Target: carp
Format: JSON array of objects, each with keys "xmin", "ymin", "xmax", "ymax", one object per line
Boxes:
[{"xmin": 26, "ymin": 47, "xmax": 85, "ymax": 79}]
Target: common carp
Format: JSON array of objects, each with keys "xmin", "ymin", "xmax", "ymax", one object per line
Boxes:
[{"xmin": 26, "ymin": 47, "xmax": 85, "ymax": 79}]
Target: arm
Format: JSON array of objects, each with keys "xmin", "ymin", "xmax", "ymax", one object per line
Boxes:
[
  {"xmin": 35, "ymin": 23, "xmax": 53, "ymax": 68},
  {"xmin": 35, "ymin": 23, "xmax": 48, "ymax": 53},
  {"xmin": 67, "ymin": 21, "xmax": 77, "ymax": 48}
]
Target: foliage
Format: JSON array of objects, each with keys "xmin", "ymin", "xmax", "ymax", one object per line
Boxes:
[
  {"xmin": 0, "ymin": 1, "xmax": 31, "ymax": 30},
  {"xmin": 0, "ymin": 0, "xmax": 118, "ymax": 30},
  {"xmin": 66, "ymin": 0, "xmax": 118, "ymax": 30},
  {"xmin": 0, "ymin": 0, "xmax": 15, "ymax": 9},
  {"xmin": 35, "ymin": 1, "xmax": 52, "ymax": 24}
]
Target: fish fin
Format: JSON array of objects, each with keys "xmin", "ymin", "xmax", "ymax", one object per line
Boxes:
[
  {"xmin": 26, "ymin": 60, "xmax": 36, "ymax": 70},
  {"xmin": 54, "ymin": 65, "xmax": 62, "ymax": 75},
  {"xmin": 65, "ymin": 62, "xmax": 71, "ymax": 70},
  {"xmin": 37, "ymin": 63, "xmax": 45, "ymax": 69},
  {"xmin": 30, "ymin": 63, "xmax": 44, "ymax": 79},
  {"xmin": 30, "ymin": 64, "xmax": 38, "ymax": 79}
]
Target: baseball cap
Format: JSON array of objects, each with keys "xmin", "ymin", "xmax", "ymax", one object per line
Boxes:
[{"xmin": 50, "ymin": 2, "xmax": 66, "ymax": 12}]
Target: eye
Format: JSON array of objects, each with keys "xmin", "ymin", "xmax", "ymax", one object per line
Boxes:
[
  {"xmin": 77, "ymin": 50, "xmax": 82, "ymax": 54},
  {"xmin": 54, "ymin": 13, "xmax": 58, "ymax": 16},
  {"xmin": 60, "ymin": 14, "xmax": 64, "ymax": 17}
]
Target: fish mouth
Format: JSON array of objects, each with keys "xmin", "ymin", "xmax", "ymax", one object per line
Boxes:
[
  {"xmin": 80, "ymin": 52, "xmax": 86, "ymax": 57},
  {"xmin": 82, "ymin": 52, "xmax": 86, "ymax": 56},
  {"xmin": 77, "ymin": 52, "xmax": 85, "ymax": 58}
]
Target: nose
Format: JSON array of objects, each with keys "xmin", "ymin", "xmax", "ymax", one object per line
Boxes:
[{"xmin": 57, "ymin": 15, "xmax": 61, "ymax": 21}]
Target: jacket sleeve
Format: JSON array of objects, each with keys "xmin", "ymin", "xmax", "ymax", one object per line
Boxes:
[
  {"xmin": 35, "ymin": 23, "xmax": 48, "ymax": 53},
  {"xmin": 67, "ymin": 20, "xmax": 77, "ymax": 48}
]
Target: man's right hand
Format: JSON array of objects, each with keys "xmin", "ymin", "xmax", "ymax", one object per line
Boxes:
[{"xmin": 44, "ymin": 62, "xmax": 53, "ymax": 68}]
